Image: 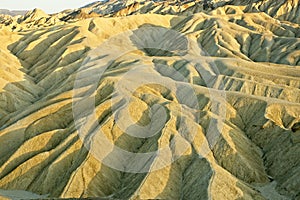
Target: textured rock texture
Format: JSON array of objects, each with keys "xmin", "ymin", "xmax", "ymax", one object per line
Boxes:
[{"xmin": 0, "ymin": 0, "xmax": 299, "ymax": 199}]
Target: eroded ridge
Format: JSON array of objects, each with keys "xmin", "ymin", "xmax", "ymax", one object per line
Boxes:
[{"xmin": 0, "ymin": 1, "xmax": 299, "ymax": 199}]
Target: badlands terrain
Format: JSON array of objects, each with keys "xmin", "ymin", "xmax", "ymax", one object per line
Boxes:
[{"xmin": 0, "ymin": 0, "xmax": 300, "ymax": 199}]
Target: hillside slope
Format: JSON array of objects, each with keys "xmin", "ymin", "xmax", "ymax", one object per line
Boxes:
[{"xmin": 0, "ymin": 0, "xmax": 299, "ymax": 199}]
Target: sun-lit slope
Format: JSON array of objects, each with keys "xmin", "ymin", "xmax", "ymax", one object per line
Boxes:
[
  {"xmin": 0, "ymin": 1, "xmax": 299, "ymax": 200},
  {"xmin": 1, "ymin": 0, "xmax": 300, "ymax": 30},
  {"xmin": 213, "ymin": 0, "xmax": 300, "ymax": 24},
  {"xmin": 0, "ymin": 29, "xmax": 40, "ymax": 120},
  {"xmin": 68, "ymin": 0, "xmax": 300, "ymax": 24}
]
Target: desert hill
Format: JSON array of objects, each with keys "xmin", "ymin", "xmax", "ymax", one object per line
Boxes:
[{"xmin": 0, "ymin": 0, "xmax": 299, "ymax": 199}]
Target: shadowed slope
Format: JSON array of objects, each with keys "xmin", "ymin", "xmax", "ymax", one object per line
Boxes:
[{"xmin": 0, "ymin": 1, "xmax": 299, "ymax": 200}]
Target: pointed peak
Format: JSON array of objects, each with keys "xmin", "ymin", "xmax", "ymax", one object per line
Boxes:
[{"xmin": 24, "ymin": 8, "xmax": 49, "ymax": 19}]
